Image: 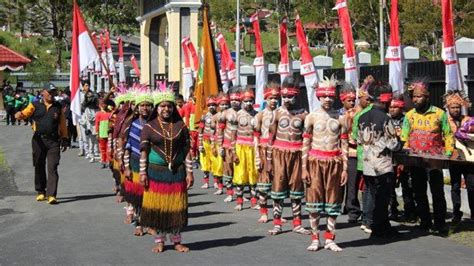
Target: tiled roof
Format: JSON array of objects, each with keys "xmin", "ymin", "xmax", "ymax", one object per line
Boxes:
[{"xmin": 0, "ymin": 45, "xmax": 31, "ymax": 64}]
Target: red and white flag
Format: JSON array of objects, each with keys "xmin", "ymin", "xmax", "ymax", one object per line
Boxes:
[
  {"xmin": 91, "ymin": 32, "xmax": 102, "ymax": 91},
  {"xmin": 70, "ymin": 1, "xmax": 99, "ymax": 125},
  {"xmin": 250, "ymin": 13, "xmax": 266, "ymax": 109},
  {"xmin": 334, "ymin": 0, "xmax": 358, "ymax": 89},
  {"xmin": 441, "ymin": 0, "xmax": 462, "ymax": 91},
  {"xmin": 105, "ymin": 30, "xmax": 117, "ymax": 85},
  {"xmin": 278, "ymin": 17, "xmax": 290, "ymax": 83},
  {"xmin": 295, "ymin": 13, "xmax": 319, "ymax": 112},
  {"xmin": 182, "ymin": 37, "xmax": 194, "ymax": 100},
  {"xmin": 130, "ymin": 55, "xmax": 140, "ymax": 80},
  {"xmin": 386, "ymin": 0, "xmax": 403, "ymax": 93},
  {"xmin": 117, "ymin": 37, "xmax": 126, "ymax": 84},
  {"xmin": 185, "ymin": 39, "xmax": 199, "ymax": 78},
  {"xmin": 216, "ymin": 33, "xmax": 237, "ymax": 92}
]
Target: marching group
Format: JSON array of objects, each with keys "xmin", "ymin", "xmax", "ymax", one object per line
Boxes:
[{"xmin": 8, "ymin": 74, "xmax": 474, "ymax": 254}]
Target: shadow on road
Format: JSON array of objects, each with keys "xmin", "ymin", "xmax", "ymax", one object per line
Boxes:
[
  {"xmin": 58, "ymin": 193, "xmax": 115, "ymax": 204},
  {"xmin": 186, "ymin": 236, "xmax": 265, "ymax": 251},
  {"xmin": 184, "ymin": 221, "xmax": 235, "ymax": 232},
  {"xmin": 188, "ymin": 201, "xmax": 214, "ymax": 208},
  {"xmin": 189, "ymin": 211, "xmax": 230, "ymax": 218}
]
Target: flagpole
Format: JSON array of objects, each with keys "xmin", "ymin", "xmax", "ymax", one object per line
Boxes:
[
  {"xmin": 235, "ymin": 0, "xmax": 240, "ymax": 86},
  {"xmin": 379, "ymin": 0, "xmax": 384, "ymax": 65}
]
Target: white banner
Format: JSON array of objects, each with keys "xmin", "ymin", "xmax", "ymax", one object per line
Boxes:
[
  {"xmin": 254, "ymin": 64, "xmax": 266, "ymax": 109},
  {"xmin": 182, "ymin": 67, "xmax": 194, "ymax": 100},
  {"xmin": 303, "ymin": 72, "xmax": 319, "ymax": 112}
]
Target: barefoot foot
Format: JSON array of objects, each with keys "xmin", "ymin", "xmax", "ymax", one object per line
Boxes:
[
  {"xmin": 324, "ymin": 240, "xmax": 342, "ymax": 252},
  {"xmin": 174, "ymin": 243, "xmax": 190, "ymax": 253},
  {"xmin": 307, "ymin": 240, "xmax": 321, "ymax": 251},
  {"xmin": 293, "ymin": 226, "xmax": 311, "ymax": 235},
  {"xmin": 124, "ymin": 214, "xmax": 133, "ymax": 224},
  {"xmin": 214, "ymin": 189, "xmax": 223, "ymax": 195},
  {"xmin": 152, "ymin": 243, "xmax": 165, "ymax": 253},
  {"xmin": 268, "ymin": 225, "xmax": 282, "ymax": 235},
  {"xmin": 234, "ymin": 204, "xmax": 243, "ymax": 211},
  {"xmin": 257, "ymin": 214, "xmax": 268, "ymax": 223},
  {"xmin": 134, "ymin": 226, "xmax": 144, "ymax": 236}
]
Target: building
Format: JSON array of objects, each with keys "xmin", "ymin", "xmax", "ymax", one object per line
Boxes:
[{"xmin": 136, "ymin": 0, "xmax": 201, "ymax": 89}]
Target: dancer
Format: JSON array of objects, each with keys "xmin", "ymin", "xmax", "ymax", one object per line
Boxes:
[
  {"xmin": 254, "ymin": 84, "xmax": 280, "ymax": 222},
  {"xmin": 302, "ymin": 76, "xmax": 348, "ymax": 252},
  {"xmin": 122, "ymin": 89, "xmax": 153, "ymax": 236},
  {"xmin": 266, "ymin": 77, "xmax": 309, "ymax": 235},
  {"xmin": 232, "ymin": 89, "xmax": 258, "ymax": 211},
  {"xmin": 210, "ymin": 93, "xmax": 230, "ymax": 195},
  {"xmin": 140, "ymin": 88, "xmax": 194, "ymax": 253},
  {"xmin": 198, "ymin": 96, "xmax": 218, "ymax": 189},
  {"xmin": 218, "ymin": 88, "xmax": 242, "ymax": 202}
]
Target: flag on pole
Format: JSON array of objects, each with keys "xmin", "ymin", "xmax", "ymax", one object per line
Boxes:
[
  {"xmin": 278, "ymin": 16, "xmax": 290, "ymax": 83},
  {"xmin": 441, "ymin": 0, "xmax": 462, "ymax": 91},
  {"xmin": 185, "ymin": 39, "xmax": 199, "ymax": 78},
  {"xmin": 216, "ymin": 33, "xmax": 237, "ymax": 92},
  {"xmin": 386, "ymin": 0, "xmax": 403, "ymax": 94},
  {"xmin": 195, "ymin": 5, "xmax": 220, "ymax": 128},
  {"xmin": 295, "ymin": 13, "xmax": 319, "ymax": 112},
  {"xmin": 334, "ymin": 0, "xmax": 358, "ymax": 89},
  {"xmin": 100, "ymin": 33, "xmax": 110, "ymax": 91},
  {"xmin": 70, "ymin": 1, "xmax": 99, "ymax": 125},
  {"xmin": 250, "ymin": 12, "xmax": 266, "ymax": 109},
  {"xmin": 130, "ymin": 55, "xmax": 140, "ymax": 80},
  {"xmin": 182, "ymin": 37, "xmax": 194, "ymax": 100},
  {"xmin": 105, "ymin": 30, "xmax": 117, "ymax": 85},
  {"xmin": 117, "ymin": 37, "xmax": 126, "ymax": 84},
  {"xmin": 92, "ymin": 32, "xmax": 102, "ymax": 91}
]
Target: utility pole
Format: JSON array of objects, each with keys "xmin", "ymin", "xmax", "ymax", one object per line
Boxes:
[
  {"xmin": 379, "ymin": 0, "xmax": 384, "ymax": 65},
  {"xmin": 235, "ymin": 0, "xmax": 241, "ymax": 86}
]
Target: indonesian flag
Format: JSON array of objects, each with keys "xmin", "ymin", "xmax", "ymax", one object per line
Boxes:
[
  {"xmin": 185, "ymin": 39, "xmax": 199, "ymax": 78},
  {"xmin": 278, "ymin": 16, "xmax": 290, "ymax": 83},
  {"xmin": 117, "ymin": 37, "xmax": 126, "ymax": 84},
  {"xmin": 70, "ymin": 1, "xmax": 99, "ymax": 125},
  {"xmin": 105, "ymin": 30, "xmax": 116, "ymax": 85},
  {"xmin": 386, "ymin": 0, "xmax": 403, "ymax": 93},
  {"xmin": 334, "ymin": 0, "xmax": 358, "ymax": 89},
  {"xmin": 130, "ymin": 55, "xmax": 140, "ymax": 79},
  {"xmin": 91, "ymin": 32, "xmax": 102, "ymax": 91},
  {"xmin": 100, "ymin": 33, "xmax": 107, "ymax": 78},
  {"xmin": 441, "ymin": 0, "xmax": 462, "ymax": 90},
  {"xmin": 295, "ymin": 13, "xmax": 319, "ymax": 112},
  {"xmin": 182, "ymin": 37, "xmax": 194, "ymax": 100},
  {"xmin": 216, "ymin": 33, "xmax": 237, "ymax": 92},
  {"xmin": 250, "ymin": 13, "xmax": 266, "ymax": 109}
]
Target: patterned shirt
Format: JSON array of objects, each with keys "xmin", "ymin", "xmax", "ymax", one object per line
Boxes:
[
  {"xmin": 358, "ymin": 106, "xmax": 401, "ymax": 176},
  {"xmin": 352, "ymin": 104, "xmax": 373, "ymax": 171},
  {"xmin": 400, "ymin": 105, "xmax": 454, "ymax": 156},
  {"xmin": 126, "ymin": 118, "xmax": 145, "ymax": 156}
]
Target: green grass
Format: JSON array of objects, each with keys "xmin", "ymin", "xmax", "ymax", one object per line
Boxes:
[{"xmin": 448, "ymin": 222, "xmax": 474, "ymax": 248}]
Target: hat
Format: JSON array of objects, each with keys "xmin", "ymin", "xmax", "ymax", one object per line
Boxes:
[
  {"xmin": 153, "ymin": 81, "xmax": 175, "ymax": 106},
  {"xmin": 316, "ymin": 76, "xmax": 337, "ymax": 98},
  {"xmin": 44, "ymin": 83, "xmax": 57, "ymax": 92}
]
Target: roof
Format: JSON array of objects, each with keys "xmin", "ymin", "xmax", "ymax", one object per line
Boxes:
[{"xmin": 0, "ymin": 45, "xmax": 31, "ymax": 71}]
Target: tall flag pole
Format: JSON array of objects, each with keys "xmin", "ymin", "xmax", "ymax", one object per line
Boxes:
[
  {"xmin": 295, "ymin": 12, "xmax": 319, "ymax": 112},
  {"xmin": 216, "ymin": 32, "xmax": 237, "ymax": 92},
  {"xmin": 195, "ymin": 5, "xmax": 220, "ymax": 129},
  {"xmin": 441, "ymin": 0, "xmax": 463, "ymax": 91},
  {"xmin": 70, "ymin": 1, "xmax": 99, "ymax": 125},
  {"xmin": 117, "ymin": 37, "xmax": 126, "ymax": 84},
  {"xmin": 250, "ymin": 12, "xmax": 266, "ymax": 109},
  {"xmin": 333, "ymin": 0, "xmax": 359, "ymax": 89},
  {"xmin": 386, "ymin": 0, "xmax": 403, "ymax": 93},
  {"xmin": 278, "ymin": 16, "xmax": 290, "ymax": 84},
  {"xmin": 182, "ymin": 37, "xmax": 194, "ymax": 100},
  {"xmin": 105, "ymin": 29, "xmax": 117, "ymax": 85}
]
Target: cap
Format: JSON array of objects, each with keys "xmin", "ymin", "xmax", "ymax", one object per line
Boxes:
[{"xmin": 44, "ymin": 83, "xmax": 57, "ymax": 92}]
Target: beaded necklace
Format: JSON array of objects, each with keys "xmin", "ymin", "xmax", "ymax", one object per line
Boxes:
[{"xmin": 158, "ymin": 117, "xmax": 174, "ymax": 171}]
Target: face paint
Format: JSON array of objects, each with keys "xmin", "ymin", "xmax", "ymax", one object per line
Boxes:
[
  {"xmin": 230, "ymin": 100, "xmax": 241, "ymax": 110},
  {"xmin": 208, "ymin": 105, "xmax": 217, "ymax": 113},
  {"xmin": 281, "ymin": 96, "xmax": 296, "ymax": 105},
  {"xmin": 219, "ymin": 103, "xmax": 229, "ymax": 110},
  {"xmin": 242, "ymin": 99, "xmax": 253, "ymax": 109}
]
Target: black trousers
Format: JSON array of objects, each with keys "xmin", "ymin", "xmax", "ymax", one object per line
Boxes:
[
  {"xmin": 389, "ymin": 168, "xmax": 416, "ymax": 217},
  {"xmin": 345, "ymin": 158, "xmax": 362, "ymax": 220},
  {"xmin": 364, "ymin": 173, "xmax": 393, "ymax": 234},
  {"xmin": 411, "ymin": 167, "xmax": 446, "ymax": 228},
  {"xmin": 449, "ymin": 164, "xmax": 474, "ymax": 219},
  {"xmin": 32, "ymin": 134, "xmax": 61, "ymax": 197},
  {"xmin": 6, "ymin": 107, "xmax": 15, "ymax": 125}
]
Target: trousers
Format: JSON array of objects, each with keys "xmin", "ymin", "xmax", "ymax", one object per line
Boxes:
[{"xmin": 32, "ymin": 134, "xmax": 61, "ymax": 197}]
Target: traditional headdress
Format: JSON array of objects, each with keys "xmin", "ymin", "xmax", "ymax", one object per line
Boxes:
[
  {"xmin": 153, "ymin": 81, "xmax": 175, "ymax": 106},
  {"xmin": 229, "ymin": 91, "xmax": 242, "ymax": 101},
  {"xmin": 316, "ymin": 75, "xmax": 337, "ymax": 98},
  {"xmin": 207, "ymin": 95, "xmax": 218, "ymax": 106},
  {"xmin": 242, "ymin": 90, "xmax": 255, "ymax": 100},
  {"xmin": 132, "ymin": 83, "xmax": 153, "ymax": 106},
  {"xmin": 358, "ymin": 75, "xmax": 375, "ymax": 98},
  {"xmin": 443, "ymin": 90, "xmax": 471, "ymax": 108},
  {"xmin": 390, "ymin": 98, "xmax": 405, "ymax": 108},
  {"xmin": 280, "ymin": 87, "xmax": 299, "ymax": 97},
  {"xmin": 114, "ymin": 83, "xmax": 129, "ymax": 105},
  {"xmin": 264, "ymin": 87, "xmax": 280, "ymax": 99},
  {"xmin": 379, "ymin": 92, "xmax": 393, "ymax": 103},
  {"xmin": 408, "ymin": 81, "xmax": 428, "ymax": 95},
  {"xmin": 218, "ymin": 93, "xmax": 230, "ymax": 104}
]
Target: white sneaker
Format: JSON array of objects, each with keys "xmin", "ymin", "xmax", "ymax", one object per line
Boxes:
[
  {"xmin": 363, "ymin": 227, "xmax": 372, "ymax": 234},
  {"xmin": 213, "ymin": 183, "xmax": 218, "ymax": 189},
  {"xmin": 213, "ymin": 189, "xmax": 223, "ymax": 195},
  {"xmin": 201, "ymin": 183, "xmax": 209, "ymax": 189},
  {"xmin": 223, "ymin": 195, "xmax": 233, "ymax": 202},
  {"xmin": 243, "ymin": 197, "xmax": 250, "ymax": 202},
  {"xmin": 89, "ymin": 157, "xmax": 95, "ymax": 163},
  {"xmin": 360, "ymin": 224, "xmax": 367, "ymax": 231},
  {"xmin": 78, "ymin": 150, "xmax": 85, "ymax": 157}
]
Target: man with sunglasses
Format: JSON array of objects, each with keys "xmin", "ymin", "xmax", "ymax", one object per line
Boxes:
[{"xmin": 15, "ymin": 83, "xmax": 70, "ymax": 204}]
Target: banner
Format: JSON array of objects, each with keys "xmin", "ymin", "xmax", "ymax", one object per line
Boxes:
[
  {"xmin": 250, "ymin": 13, "xmax": 266, "ymax": 109},
  {"xmin": 117, "ymin": 37, "xmax": 126, "ymax": 84},
  {"xmin": 278, "ymin": 16, "xmax": 290, "ymax": 83},
  {"xmin": 181, "ymin": 37, "xmax": 194, "ymax": 100},
  {"xmin": 386, "ymin": 0, "xmax": 403, "ymax": 94},
  {"xmin": 441, "ymin": 0, "xmax": 462, "ymax": 91}
]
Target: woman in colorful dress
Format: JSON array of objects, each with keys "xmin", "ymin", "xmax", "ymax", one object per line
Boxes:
[{"xmin": 139, "ymin": 88, "xmax": 194, "ymax": 253}]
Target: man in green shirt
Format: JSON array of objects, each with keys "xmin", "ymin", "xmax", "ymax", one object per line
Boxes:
[{"xmin": 4, "ymin": 91, "xmax": 16, "ymax": 125}]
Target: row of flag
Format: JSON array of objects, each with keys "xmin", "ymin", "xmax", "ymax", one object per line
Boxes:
[{"xmin": 70, "ymin": 0, "xmax": 463, "ymax": 125}]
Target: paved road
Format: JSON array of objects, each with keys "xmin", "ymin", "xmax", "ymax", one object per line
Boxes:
[{"xmin": 0, "ymin": 125, "xmax": 473, "ymax": 265}]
